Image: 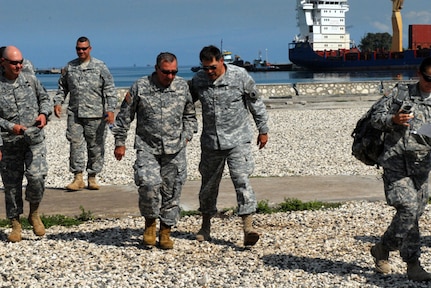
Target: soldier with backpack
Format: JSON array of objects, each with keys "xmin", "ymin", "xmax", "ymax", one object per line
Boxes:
[{"xmin": 369, "ymin": 57, "xmax": 431, "ymax": 282}]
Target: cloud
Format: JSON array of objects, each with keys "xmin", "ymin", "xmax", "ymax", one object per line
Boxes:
[
  {"xmin": 370, "ymin": 21, "xmax": 390, "ymax": 33},
  {"xmin": 405, "ymin": 11, "xmax": 431, "ymax": 23}
]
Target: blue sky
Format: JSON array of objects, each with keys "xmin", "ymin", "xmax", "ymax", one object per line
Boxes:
[{"xmin": 2, "ymin": 0, "xmax": 431, "ymax": 68}]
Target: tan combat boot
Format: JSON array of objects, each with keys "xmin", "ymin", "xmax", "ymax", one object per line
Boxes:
[
  {"xmin": 242, "ymin": 214, "xmax": 260, "ymax": 246},
  {"xmin": 159, "ymin": 223, "xmax": 174, "ymax": 250},
  {"xmin": 370, "ymin": 242, "xmax": 391, "ymax": 274},
  {"xmin": 143, "ymin": 218, "xmax": 157, "ymax": 247},
  {"xmin": 407, "ymin": 260, "xmax": 431, "ymax": 281},
  {"xmin": 65, "ymin": 172, "xmax": 85, "ymax": 191},
  {"xmin": 28, "ymin": 202, "xmax": 46, "ymax": 236},
  {"xmin": 8, "ymin": 218, "xmax": 22, "ymax": 242},
  {"xmin": 87, "ymin": 173, "xmax": 100, "ymax": 190},
  {"xmin": 196, "ymin": 214, "xmax": 211, "ymax": 242}
]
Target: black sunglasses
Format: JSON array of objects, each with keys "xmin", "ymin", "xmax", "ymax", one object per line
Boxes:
[
  {"xmin": 421, "ymin": 71, "xmax": 431, "ymax": 82},
  {"xmin": 201, "ymin": 65, "xmax": 218, "ymax": 71},
  {"xmin": 4, "ymin": 59, "xmax": 24, "ymax": 66},
  {"xmin": 75, "ymin": 46, "xmax": 90, "ymax": 51},
  {"xmin": 158, "ymin": 67, "xmax": 178, "ymax": 75}
]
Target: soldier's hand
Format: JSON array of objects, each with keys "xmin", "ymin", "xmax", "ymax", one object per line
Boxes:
[
  {"xmin": 114, "ymin": 146, "xmax": 126, "ymax": 161},
  {"xmin": 0, "ymin": 150, "xmax": 2, "ymax": 161},
  {"xmin": 54, "ymin": 105, "xmax": 62, "ymax": 118},
  {"xmin": 12, "ymin": 124, "xmax": 26, "ymax": 135},
  {"xmin": 35, "ymin": 114, "xmax": 47, "ymax": 128},
  {"xmin": 393, "ymin": 111, "xmax": 414, "ymax": 127},
  {"xmin": 257, "ymin": 133, "xmax": 268, "ymax": 149},
  {"xmin": 105, "ymin": 111, "xmax": 115, "ymax": 124}
]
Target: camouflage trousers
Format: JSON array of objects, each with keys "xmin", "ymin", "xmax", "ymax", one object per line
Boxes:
[
  {"xmin": 133, "ymin": 148, "xmax": 187, "ymax": 226},
  {"xmin": 0, "ymin": 138, "xmax": 47, "ymax": 219},
  {"xmin": 66, "ymin": 113, "xmax": 106, "ymax": 174},
  {"xmin": 198, "ymin": 144, "xmax": 257, "ymax": 216},
  {"xmin": 381, "ymin": 168, "xmax": 429, "ymax": 263}
]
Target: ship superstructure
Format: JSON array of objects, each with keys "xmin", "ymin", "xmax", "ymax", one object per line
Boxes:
[{"xmin": 295, "ymin": 0, "xmax": 351, "ymax": 51}]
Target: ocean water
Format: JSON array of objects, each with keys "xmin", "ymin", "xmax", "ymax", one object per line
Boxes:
[{"xmin": 37, "ymin": 65, "xmax": 419, "ymax": 90}]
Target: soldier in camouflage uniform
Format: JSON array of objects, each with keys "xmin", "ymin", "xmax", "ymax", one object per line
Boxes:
[
  {"xmin": 113, "ymin": 52, "xmax": 197, "ymax": 250},
  {"xmin": 370, "ymin": 57, "xmax": 431, "ymax": 281},
  {"xmin": 53, "ymin": 36, "xmax": 117, "ymax": 191},
  {"xmin": 0, "ymin": 46, "xmax": 52, "ymax": 242},
  {"xmin": 189, "ymin": 45, "xmax": 269, "ymax": 246}
]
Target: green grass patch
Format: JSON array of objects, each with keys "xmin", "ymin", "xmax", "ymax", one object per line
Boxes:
[
  {"xmin": 278, "ymin": 198, "xmax": 342, "ymax": 212},
  {"xmin": 0, "ymin": 200, "xmax": 342, "ymax": 228},
  {"xmin": 257, "ymin": 198, "xmax": 341, "ymax": 213},
  {"xmin": 0, "ymin": 206, "xmax": 94, "ymax": 229},
  {"xmin": 180, "ymin": 210, "xmax": 201, "ymax": 217},
  {"xmin": 182, "ymin": 198, "xmax": 343, "ymax": 217}
]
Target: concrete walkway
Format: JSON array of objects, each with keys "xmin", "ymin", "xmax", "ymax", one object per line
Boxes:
[{"xmin": 0, "ymin": 175, "xmax": 385, "ymax": 219}]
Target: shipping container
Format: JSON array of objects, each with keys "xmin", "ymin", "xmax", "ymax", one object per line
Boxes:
[{"xmin": 409, "ymin": 25, "xmax": 431, "ymax": 50}]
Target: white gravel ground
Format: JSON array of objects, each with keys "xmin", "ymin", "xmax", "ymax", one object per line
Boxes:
[{"xmin": 2, "ymin": 103, "xmax": 431, "ymax": 287}]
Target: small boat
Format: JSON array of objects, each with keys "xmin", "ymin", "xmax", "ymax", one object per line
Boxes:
[
  {"xmin": 222, "ymin": 50, "xmax": 234, "ymax": 64},
  {"xmin": 288, "ymin": 0, "xmax": 431, "ymax": 71},
  {"xmin": 244, "ymin": 51, "xmax": 292, "ymax": 72},
  {"xmin": 35, "ymin": 68, "xmax": 61, "ymax": 74},
  {"xmin": 245, "ymin": 59, "xmax": 280, "ymax": 72}
]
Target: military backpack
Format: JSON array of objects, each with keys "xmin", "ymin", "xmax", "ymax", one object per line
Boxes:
[{"xmin": 351, "ymin": 84, "xmax": 410, "ymax": 166}]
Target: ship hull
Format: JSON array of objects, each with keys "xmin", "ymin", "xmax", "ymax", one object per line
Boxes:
[{"xmin": 289, "ymin": 42, "xmax": 431, "ymax": 71}]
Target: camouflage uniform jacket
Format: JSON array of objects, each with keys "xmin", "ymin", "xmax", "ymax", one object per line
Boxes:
[
  {"xmin": 371, "ymin": 83, "xmax": 431, "ymax": 175},
  {"xmin": 113, "ymin": 73, "xmax": 197, "ymax": 155},
  {"xmin": 190, "ymin": 64, "xmax": 269, "ymax": 150},
  {"xmin": 54, "ymin": 57, "xmax": 117, "ymax": 118},
  {"xmin": 0, "ymin": 73, "xmax": 52, "ymax": 142}
]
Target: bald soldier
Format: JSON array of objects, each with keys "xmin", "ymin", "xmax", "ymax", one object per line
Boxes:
[{"xmin": 0, "ymin": 46, "xmax": 52, "ymax": 242}]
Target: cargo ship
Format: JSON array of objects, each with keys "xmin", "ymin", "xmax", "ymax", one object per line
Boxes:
[{"xmin": 288, "ymin": 0, "xmax": 431, "ymax": 71}]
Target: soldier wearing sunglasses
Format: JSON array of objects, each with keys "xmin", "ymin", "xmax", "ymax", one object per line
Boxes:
[
  {"xmin": 189, "ymin": 45, "xmax": 269, "ymax": 247},
  {"xmin": 0, "ymin": 46, "xmax": 52, "ymax": 242},
  {"xmin": 53, "ymin": 36, "xmax": 117, "ymax": 192},
  {"xmin": 112, "ymin": 52, "xmax": 197, "ymax": 250},
  {"xmin": 370, "ymin": 57, "xmax": 431, "ymax": 281}
]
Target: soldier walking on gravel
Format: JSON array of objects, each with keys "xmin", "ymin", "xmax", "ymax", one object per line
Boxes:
[
  {"xmin": 113, "ymin": 52, "xmax": 197, "ymax": 249},
  {"xmin": 189, "ymin": 45, "xmax": 269, "ymax": 246},
  {"xmin": 54, "ymin": 36, "xmax": 117, "ymax": 191},
  {"xmin": 370, "ymin": 56, "xmax": 431, "ymax": 282},
  {"xmin": 0, "ymin": 46, "xmax": 52, "ymax": 242}
]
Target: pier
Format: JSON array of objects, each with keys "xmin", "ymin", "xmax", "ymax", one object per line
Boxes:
[
  {"xmin": 109, "ymin": 80, "xmax": 416, "ymax": 109},
  {"xmin": 36, "ymin": 68, "xmax": 61, "ymax": 74},
  {"xmin": 46, "ymin": 79, "xmax": 417, "ymax": 111}
]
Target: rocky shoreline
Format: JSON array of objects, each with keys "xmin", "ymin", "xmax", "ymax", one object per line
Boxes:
[{"xmin": 3, "ymin": 105, "xmax": 431, "ymax": 287}]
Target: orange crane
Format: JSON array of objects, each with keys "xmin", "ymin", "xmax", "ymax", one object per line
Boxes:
[{"xmin": 391, "ymin": 0, "xmax": 404, "ymax": 52}]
